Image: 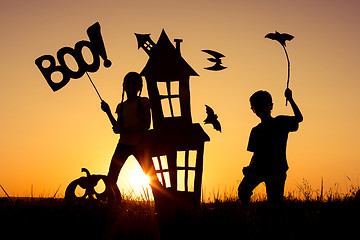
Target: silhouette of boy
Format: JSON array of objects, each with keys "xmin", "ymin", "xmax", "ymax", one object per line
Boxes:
[{"xmin": 238, "ymin": 88, "xmax": 303, "ymax": 212}]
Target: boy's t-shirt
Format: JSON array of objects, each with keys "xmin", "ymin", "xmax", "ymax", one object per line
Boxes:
[
  {"xmin": 115, "ymin": 97, "xmax": 150, "ymax": 146},
  {"xmin": 247, "ymin": 115, "xmax": 299, "ymax": 172}
]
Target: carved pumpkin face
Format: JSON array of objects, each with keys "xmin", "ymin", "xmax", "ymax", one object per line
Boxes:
[{"xmin": 65, "ymin": 168, "xmax": 121, "ymax": 203}]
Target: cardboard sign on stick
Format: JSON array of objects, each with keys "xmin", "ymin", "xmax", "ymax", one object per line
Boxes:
[{"xmin": 35, "ymin": 22, "xmax": 111, "ymax": 91}]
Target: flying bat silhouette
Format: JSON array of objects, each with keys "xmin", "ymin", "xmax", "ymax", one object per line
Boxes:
[
  {"xmin": 265, "ymin": 31, "xmax": 294, "ymax": 47},
  {"xmin": 202, "ymin": 49, "xmax": 227, "ymax": 71},
  {"xmin": 204, "ymin": 105, "xmax": 221, "ymax": 132}
]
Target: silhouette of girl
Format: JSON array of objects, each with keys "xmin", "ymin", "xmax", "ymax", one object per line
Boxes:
[{"xmin": 101, "ymin": 72, "xmax": 153, "ymax": 202}]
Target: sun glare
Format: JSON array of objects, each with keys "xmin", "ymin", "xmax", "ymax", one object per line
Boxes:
[
  {"xmin": 118, "ymin": 158, "xmax": 153, "ymax": 200},
  {"xmin": 128, "ymin": 167, "xmax": 151, "ymax": 191}
]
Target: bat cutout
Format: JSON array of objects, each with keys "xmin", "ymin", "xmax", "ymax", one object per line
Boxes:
[
  {"xmin": 202, "ymin": 50, "xmax": 227, "ymax": 71},
  {"xmin": 265, "ymin": 31, "xmax": 294, "ymax": 47},
  {"xmin": 204, "ymin": 105, "xmax": 221, "ymax": 132}
]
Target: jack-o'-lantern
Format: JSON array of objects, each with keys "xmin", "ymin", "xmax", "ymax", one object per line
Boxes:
[{"xmin": 65, "ymin": 168, "xmax": 121, "ymax": 203}]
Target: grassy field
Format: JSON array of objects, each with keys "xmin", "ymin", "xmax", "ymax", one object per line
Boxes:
[{"xmin": 1, "ymin": 184, "xmax": 360, "ymax": 240}]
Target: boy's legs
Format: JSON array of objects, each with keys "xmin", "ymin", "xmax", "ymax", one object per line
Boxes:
[
  {"xmin": 238, "ymin": 167, "xmax": 264, "ymax": 209},
  {"xmin": 264, "ymin": 172, "xmax": 287, "ymax": 214}
]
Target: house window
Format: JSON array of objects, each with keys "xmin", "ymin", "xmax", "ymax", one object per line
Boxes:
[
  {"xmin": 157, "ymin": 81, "xmax": 181, "ymax": 118},
  {"xmin": 152, "ymin": 155, "xmax": 171, "ymax": 188},
  {"xmin": 176, "ymin": 150, "xmax": 197, "ymax": 192},
  {"xmin": 189, "ymin": 150, "xmax": 197, "ymax": 168},
  {"xmin": 144, "ymin": 41, "xmax": 153, "ymax": 51},
  {"xmin": 188, "ymin": 170, "xmax": 195, "ymax": 192}
]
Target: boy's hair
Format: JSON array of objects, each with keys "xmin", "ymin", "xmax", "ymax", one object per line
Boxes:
[{"xmin": 250, "ymin": 90, "xmax": 272, "ymax": 109}]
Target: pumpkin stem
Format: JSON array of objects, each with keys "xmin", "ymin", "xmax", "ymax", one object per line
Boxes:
[{"xmin": 81, "ymin": 168, "xmax": 91, "ymax": 177}]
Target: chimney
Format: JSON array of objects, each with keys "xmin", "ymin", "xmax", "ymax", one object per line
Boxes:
[{"xmin": 174, "ymin": 39, "xmax": 183, "ymax": 54}]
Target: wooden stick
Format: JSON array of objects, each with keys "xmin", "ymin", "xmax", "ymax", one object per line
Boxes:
[
  {"xmin": 85, "ymin": 72, "xmax": 103, "ymax": 101},
  {"xmin": 282, "ymin": 45, "xmax": 290, "ymax": 106}
]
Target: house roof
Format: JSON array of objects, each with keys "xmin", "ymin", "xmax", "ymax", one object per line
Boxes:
[
  {"xmin": 140, "ymin": 30, "xmax": 199, "ymax": 80},
  {"xmin": 145, "ymin": 123, "xmax": 210, "ymax": 153}
]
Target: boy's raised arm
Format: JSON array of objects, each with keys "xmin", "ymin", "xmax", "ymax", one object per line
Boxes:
[{"xmin": 285, "ymin": 88, "xmax": 303, "ymax": 123}]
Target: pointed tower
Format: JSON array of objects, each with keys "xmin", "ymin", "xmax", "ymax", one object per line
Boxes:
[
  {"xmin": 138, "ymin": 30, "xmax": 209, "ymax": 218},
  {"xmin": 141, "ymin": 30, "xmax": 199, "ymax": 129},
  {"xmin": 135, "ymin": 33, "xmax": 156, "ymax": 56}
]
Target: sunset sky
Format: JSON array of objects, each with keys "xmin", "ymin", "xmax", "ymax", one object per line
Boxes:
[{"xmin": 1, "ymin": 0, "xmax": 360, "ymax": 199}]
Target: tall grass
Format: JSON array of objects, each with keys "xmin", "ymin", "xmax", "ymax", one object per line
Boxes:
[
  {"xmin": 1, "ymin": 181, "xmax": 359, "ymax": 239},
  {"xmin": 287, "ymin": 178, "xmax": 360, "ymax": 202}
]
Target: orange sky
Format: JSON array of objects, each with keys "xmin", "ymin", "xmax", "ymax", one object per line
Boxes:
[{"xmin": 1, "ymin": 0, "xmax": 360, "ymax": 199}]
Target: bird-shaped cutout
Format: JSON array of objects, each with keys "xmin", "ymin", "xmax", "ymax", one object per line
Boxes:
[
  {"xmin": 265, "ymin": 31, "xmax": 294, "ymax": 47},
  {"xmin": 204, "ymin": 105, "xmax": 221, "ymax": 132},
  {"xmin": 202, "ymin": 50, "xmax": 227, "ymax": 71}
]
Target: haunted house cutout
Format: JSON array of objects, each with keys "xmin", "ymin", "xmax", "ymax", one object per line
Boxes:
[{"xmin": 137, "ymin": 30, "xmax": 210, "ymax": 213}]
